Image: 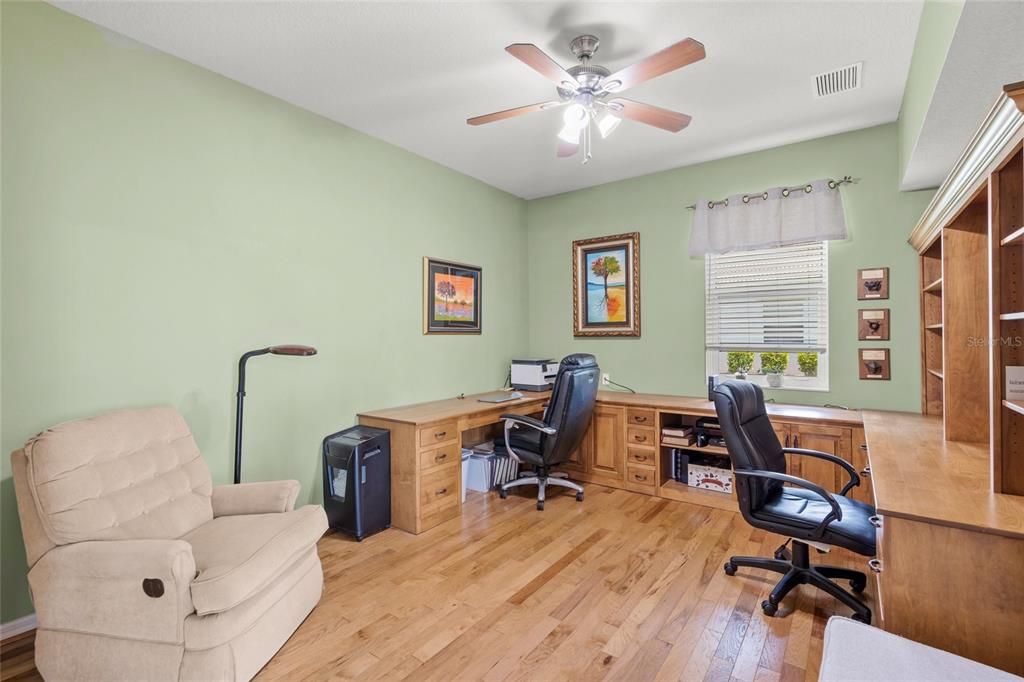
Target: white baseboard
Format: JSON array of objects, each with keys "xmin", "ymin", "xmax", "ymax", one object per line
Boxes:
[{"xmin": 0, "ymin": 613, "xmax": 37, "ymax": 641}]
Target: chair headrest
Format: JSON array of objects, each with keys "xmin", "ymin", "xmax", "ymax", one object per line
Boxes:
[
  {"xmin": 713, "ymin": 380, "xmax": 767, "ymax": 423},
  {"xmin": 560, "ymin": 353, "xmax": 598, "ymax": 369}
]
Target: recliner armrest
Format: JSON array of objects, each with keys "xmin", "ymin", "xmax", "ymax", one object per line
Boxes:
[
  {"xmin": 212, "ymin": 480, "xmax": 301, "ymax": 517},
  {"xmin": 500, "ymin": 414, "xmax": 556, "ymax": 435},
  {"xmin": 29, "ymin": 539, "xmax": 196, "ymax": 644},
  {"xmin": 734, "ymin": 469, "xmax": 843, "ymax": 539},
  {"xmin": 783, "ymin": 448, "xmax": 861, "ymax": 496}
]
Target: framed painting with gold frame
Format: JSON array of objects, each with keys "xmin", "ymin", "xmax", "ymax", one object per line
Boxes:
[
  {"xmin": 423, "ymin": 257, "xmax": 481, "ymax": 334},
  {"xmin": 572, "ymin": 232, "xmax": 640, "ymax": 337}
]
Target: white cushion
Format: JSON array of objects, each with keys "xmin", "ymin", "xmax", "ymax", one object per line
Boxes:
[{"xmin": 819, "ymin": 616, "xmax": 1022, "ymax": 682}]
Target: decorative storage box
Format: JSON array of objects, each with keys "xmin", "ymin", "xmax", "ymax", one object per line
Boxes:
[{"xmin": 687, "ymin": 461, "xmax": 734, "ymax": 494}]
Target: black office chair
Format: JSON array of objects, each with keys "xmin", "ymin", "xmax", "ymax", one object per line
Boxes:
[
  {"xmin": 497, "ymin": 354, "xmax": 600, "ymax": 510},
  {"xmin": 712, "ymin": 380, "xmax": 876, "ymax": 623}
]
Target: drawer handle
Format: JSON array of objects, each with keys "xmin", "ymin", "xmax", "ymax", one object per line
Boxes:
[
  {"xmin": 435, "ymin": 487, "xmax": 448, "ymax": 496},
  {"xmin": 861, "ymin": 466, "xmax": 871, "ymax": 477},
  {"xmin": 634, "ymin": 454, "xmax": 647, "ymax": 462},
  {"xmin": 633, "ymin": 473, "xmax": 648, "ymax": 481},
  {"xmin": 633, "ymin": 434, "xmax": 647, "ymax": 442},
  {"xmin": 435, "ymin": 453, "xmax": 448, "ymax": 462},
  {"xmin": 868, "ymin": 515, "xmax": 882, "ymax": 528},
  {"xmin": 867, "ymin": 559, "xmax": 882, "ymax": 574},
  {"xmin": 633, "ymin": 416, "xmax": 648, "ymax": 423},
  {"xmin": 859, "ymin": 444, "xmax": 868, "ymax": 451},
  {"xmin": 434, "ymin": 431, "xmax": 447, "ymax": 439}
]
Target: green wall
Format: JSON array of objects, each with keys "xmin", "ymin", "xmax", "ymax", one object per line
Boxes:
[
  {"xmin": 898, "ymin": 0, "xmax": 965, "ymax": 182},
  {"xmin": 525, "ymin": 124, "xmax": 935, "ymax": 411},
  {"xmin": 0, "ymin": 2, "xmax": 527, "ymax": 622}
]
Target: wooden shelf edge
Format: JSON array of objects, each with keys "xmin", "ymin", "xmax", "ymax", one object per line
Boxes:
[
  {"xmin": 927, "ymin": 369, "xmax": 944, "ymax": 380},
  {"xmin": 660, "ymin": 443, "xmax": 729, "ymax": 457},
  {"xmin": 1000, "ymin": 225, "xmax": 1024, "ymax": 246},
  {"xmin": 922, "ymin": 277, "xmax": 943, "ymax": 293},
  {"xmin": 1000, "ymin": 311, "xmax": 1024, "ymax": 321},
  {"xmin": 925, "ymin": 323, "xmax": 944, "ymax": 331},
  {"xmin": 1003, "ymin": 399, "xmax": 1024, "ymax": 416},
  {"xmin": 659, "ymin": 479, "xmax": 737, "ymax": 512}
]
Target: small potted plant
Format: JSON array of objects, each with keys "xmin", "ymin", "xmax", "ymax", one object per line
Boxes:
[
  {"xmin": 760, "ymin": 352, "xmax": 788, "ymax": 388},
  {"xmin": 797, "ymin": 352, "xmax": 818, "ymax": 378},
  {"xmin": 727, "ymin": 351, "xmax": 754, "ymax": 380}
]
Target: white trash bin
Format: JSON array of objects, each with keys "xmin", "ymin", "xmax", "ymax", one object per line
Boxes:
[{"xmin": 461, "ymin": 451, "xmax": 471, "ymax": 502}]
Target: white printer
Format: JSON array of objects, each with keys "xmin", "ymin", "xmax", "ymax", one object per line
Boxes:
[{"xmin": 510, "ymin": 358, "xmax": 559, "ymax": 391}]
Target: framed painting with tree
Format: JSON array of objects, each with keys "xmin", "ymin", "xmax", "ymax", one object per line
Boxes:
[
  {"xmin": 572, "ymin": 232, "xmax": 640, "ymax": 337},
  {"xmin": 423, "ymin": 257, "xmax": 481, "ymax": 334}
]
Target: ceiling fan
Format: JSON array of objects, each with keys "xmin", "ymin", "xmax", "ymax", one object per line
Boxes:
[{"xmin": 467, "ymin": 34, "xmax": 705, "ymax": 163}]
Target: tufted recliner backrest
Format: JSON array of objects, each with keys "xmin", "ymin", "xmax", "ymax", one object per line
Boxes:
[{"xmin": 20, "ymin": 406, "xmax": 213, "ymax": 548}]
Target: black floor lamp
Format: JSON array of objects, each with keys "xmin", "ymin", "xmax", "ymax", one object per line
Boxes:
[{"xmin": 234, "ymin": 345, "xmax": 317, "ymax": 484}]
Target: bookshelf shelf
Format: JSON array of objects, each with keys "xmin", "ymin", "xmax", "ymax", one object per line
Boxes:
[
  {"xmin": 659, "ymin": 479, "xmax": 736, "ymax": 512},
  {"xmin": 1003, "ymin": 400, "xmax": 1024, "ymax": 417},
  {"xmin": 922, "ymin": 277, "xmax": 943, "ymax": 293},
  {"xmin": 1000, "ymin": 225, "xmax": 1024, "ymax": 246},
  {"xmin": 925, "ymin": 323, "xmax": 944, "ymax": 331},
  {"xmin": 1000, "ymin": 311, "xmax": 1024, "ymax": 321},
  {"xmin": 927, "ymin": 369, "xmax": 944, "ymax": 380}
]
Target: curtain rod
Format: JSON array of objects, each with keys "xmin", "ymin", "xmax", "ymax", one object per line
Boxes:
[{"xmin": 685, "ymin": 176, "xmax": 855, "ymax": 210}]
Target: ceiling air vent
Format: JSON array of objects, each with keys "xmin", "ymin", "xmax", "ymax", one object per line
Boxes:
[{"xmin": 813, "ymin": 62, "xmax": 862, "ymax": 98}]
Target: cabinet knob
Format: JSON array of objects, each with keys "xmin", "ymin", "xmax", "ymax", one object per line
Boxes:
[
  {"xmin": 634, "ymin": 434, "xmax": 646, "ymax": 442},
  {"xmin": 434, "ymin": 431, "xmax": 447, "ymax": 439},
  {"xmin": 868, "ymin": 515, "xmax": 882, "ymax": 528},
  {"xmin": 435, "ymin": 487, "xmax": 448, "ymax": 496},
  {"xmin": 634, "ymin": 416, "xmax": 647, "ymax": 423},
  {"xmin": 859, "ymin": 444, "xmax": 868, "ymax": 451},
  {"xmin": 867, "ymin": 558, "xmax": 882, "ymax": 574},
  {"xmin": 860, "ymin": 466, "xmax": 871, "ymax": 477},
  {"xmin": 435, "ymin": 453, "xmax": 447, "ymax": 462}
]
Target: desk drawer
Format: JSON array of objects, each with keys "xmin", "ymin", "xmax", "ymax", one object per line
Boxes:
[
  {"xmin": 627, "ymin": 408, "xmax": 656, "ymax": 427},
  {"xmin": 627, "ymin": 426, "xmax": 655, "ymax": 447},
  {"xmin": 627, "ymin": 447, "xmax": 656, "ymax": 468},
  {"xmin": 420, "ymin": 465, "xmax": 460, "ymax": 514},
  {"xmin": 625, "ymin": 465, "xmax": 657, "ymax": 494},
  {"xmin": 418, "ymin": 421, "xmax": 457, "ymax": 448},
  {"xmin": 420, "ymin": 443, "xmax": 459, "ymax": 472}
]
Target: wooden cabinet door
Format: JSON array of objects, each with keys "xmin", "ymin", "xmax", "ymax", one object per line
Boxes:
[
  {"xmin": 563, "ymin": 421, "xmax": 591, "ymax": 473},
  {"xmin": 790, "ymin": 424, "xmax": 852, "ymax": 493},
  {"xmin": 770, "ymin": 421, "xmax": 798, "ymax": 478},
  {"xmin": 590, "ymin": 405, "xmax": 626, "ymax": 479}
]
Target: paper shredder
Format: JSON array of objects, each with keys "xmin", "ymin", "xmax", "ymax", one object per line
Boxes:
[{"xmin": 321, "ymin": 425, "xmax": 391, "ymax": 541}]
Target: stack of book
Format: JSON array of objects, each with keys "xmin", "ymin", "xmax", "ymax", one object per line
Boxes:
[{"xmin": 661, "ymin": 426, "xmax": 694, "ymax": 448}]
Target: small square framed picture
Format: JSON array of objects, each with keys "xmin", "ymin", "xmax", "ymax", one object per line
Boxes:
[
  {"xmin": 859, "ymin": 348, "xmax": 891, "ymax": 380},
  {"xmin": 858, "ymin": 309, "xmax": 890, "ymax": 340},
  {"xmin": 857, "ymin": 267, "xmax": 889, "ymax": 300}
]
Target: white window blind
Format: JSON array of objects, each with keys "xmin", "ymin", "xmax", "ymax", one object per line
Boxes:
[{"xmin": 705, "ymin": 241, "xmax": 828, "ymax": 352}]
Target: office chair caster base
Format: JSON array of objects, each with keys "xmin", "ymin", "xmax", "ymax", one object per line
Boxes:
[
  {"xmin": 536, "ymin": 501, "xmax": 544, "ymax": 511},
  {"xmin": 723, "ymin": 561, "xmax": 737, "ymax": 576},
  {"xmin": 761, "ymin": 599, "xmax": 778, "ymax": 617},
  {"xmin": 499, "ymin": 489, "xmax": 508, "ymax": 499},
  {"xmin": 576, "ymin": 491, "xmax": 584, "ymax": 502}
]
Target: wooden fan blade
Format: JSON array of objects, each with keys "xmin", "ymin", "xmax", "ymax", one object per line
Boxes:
[
  {"xmin": 467, "ymin": 101, "xmax": 562, "ymax": 126},
  {"xmin": 557, "ymin": 140, "xmax": 579, "ymax": 158},
  {"xmin": 609, "ymin": 99, "xmax": 692, "ymax": 132},
  {"xmin": 600, "ymin": 38, "xmax": 705, "ymax": 93},
  {"xmin": 506, "ymin": 44, "xmax": 579, "ymax": 90}
]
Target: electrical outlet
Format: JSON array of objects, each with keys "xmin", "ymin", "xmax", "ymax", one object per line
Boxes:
[{"xmin": 602, "ymin": 373, "xmax": 611, "ymax": 386}]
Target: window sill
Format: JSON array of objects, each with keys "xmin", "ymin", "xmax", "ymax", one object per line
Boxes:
[{"xmin": 714, "ymin": 374, "xmax": 829, "ymax": 393}]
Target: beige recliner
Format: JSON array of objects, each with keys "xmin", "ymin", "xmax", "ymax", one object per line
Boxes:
[{"xmin": 10, "ymin": 406, "xmax": 328, "ymax": 681}]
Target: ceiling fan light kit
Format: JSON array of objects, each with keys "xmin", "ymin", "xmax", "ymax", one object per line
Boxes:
[{"xmin": 467, "ymin": 33, "xmax": 705, "ymax": 164}]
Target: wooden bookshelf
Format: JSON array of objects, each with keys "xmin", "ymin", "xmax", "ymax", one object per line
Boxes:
[
  {"xmin": 920, "ymin": 239, "xmax": 945, "ymax": 417},
  {"xmin": 992, "ymin": 141, "xmax": 1024, "ymax": 494}
]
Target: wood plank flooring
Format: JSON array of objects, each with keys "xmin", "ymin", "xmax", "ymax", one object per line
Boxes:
[{"xmin": 0, "ymin": 485, "xmax": 873, "ymax": 681}]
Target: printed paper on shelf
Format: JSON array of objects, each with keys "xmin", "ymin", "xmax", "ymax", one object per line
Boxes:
[{"xmin": 1007, "ymin": 367, "xmax": 1024, "ymax": 401}]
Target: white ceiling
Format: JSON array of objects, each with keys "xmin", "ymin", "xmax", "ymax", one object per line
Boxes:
[
  {"xmin": 900, "ymin": 1, "xmax": 1024, "ymax": 191},
  {"xmin": 53, "ymin": 1, "xmax": 924, "ymax": 199}
]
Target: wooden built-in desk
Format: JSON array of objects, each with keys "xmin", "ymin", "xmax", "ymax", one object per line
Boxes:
[{"xmin": 861, "ymin": 410, "xmax": 1024, "ymax": 675}]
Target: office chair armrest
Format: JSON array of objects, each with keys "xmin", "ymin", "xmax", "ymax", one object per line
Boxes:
[
  {"xmin": 500, "ymin": 414, "xmax": 557, "ymax": 435},
  {"xmin": 500, "ymin": 414, "xmax": 556, "ymax": 464},
  {"xmin": 734, "ymin": 469, "xmax": 842, "ymax": 539},
  {"xmin": 782, "ymin": 448, "xmax": 861, "ymax": 496}
]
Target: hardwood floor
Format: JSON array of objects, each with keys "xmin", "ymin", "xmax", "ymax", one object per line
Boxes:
[{"xmin": 0, "ymin": 485, "xmax": 873, "ymax": 681}]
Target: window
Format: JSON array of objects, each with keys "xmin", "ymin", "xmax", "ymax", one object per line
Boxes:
[{"xmin": 705, "ymin": 241, "xmax": 829, "ymax": 391}]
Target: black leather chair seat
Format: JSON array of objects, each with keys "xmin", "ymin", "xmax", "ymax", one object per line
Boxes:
[{"xmin": 752, "ymin": 487, "xmax": 877, "ymax": 556}]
